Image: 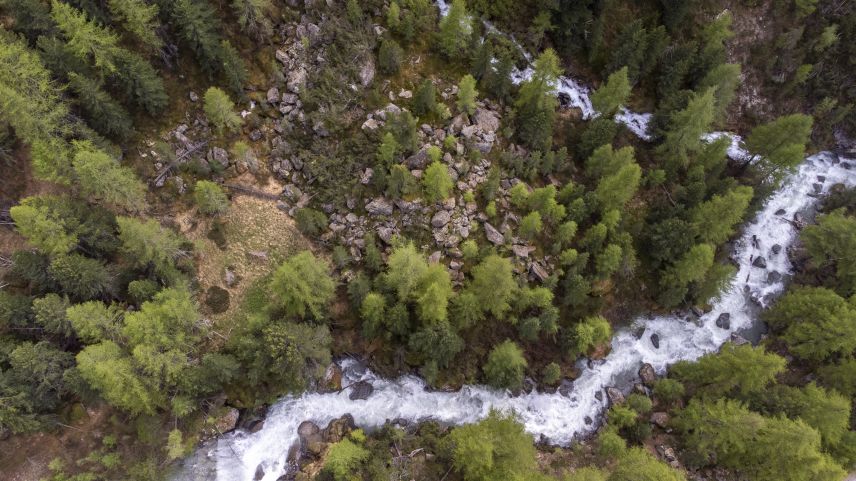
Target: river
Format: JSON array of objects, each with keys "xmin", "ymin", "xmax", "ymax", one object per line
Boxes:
[{"xmin": 172, "ymin": 4, "xmax": 856, "ymax": 481}]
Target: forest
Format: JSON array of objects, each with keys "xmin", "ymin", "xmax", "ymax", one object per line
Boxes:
[{"xmin": 0, "ymin": 0, "xmax": 855, "ymax": 480}]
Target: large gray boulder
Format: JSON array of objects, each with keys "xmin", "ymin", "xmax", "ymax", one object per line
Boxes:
[{"xmin": 366, "ymin": 197, "xmax": 393, "ymax": 216}]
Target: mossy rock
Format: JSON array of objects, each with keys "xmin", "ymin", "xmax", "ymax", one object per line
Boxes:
[{"xmin": 205, "ymin": 286, "xmax": 231, "ymax": 313}]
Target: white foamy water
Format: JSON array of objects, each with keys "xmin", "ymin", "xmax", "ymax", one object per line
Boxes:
[
  {"xmin": 175, "ymin": 153, "xmax": 856, "ymax": 481},
  {"xmin": 170, "ymin": 4, "xmax": 856, "ymax": 480}
]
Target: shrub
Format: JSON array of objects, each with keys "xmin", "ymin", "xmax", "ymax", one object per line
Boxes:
[
  {"xmin": 295, "ymin": 208, "xmax": 329, "ymax": 237},
  {"xmin": 193, "ymin": 180, "xmax": 229, "ymax": 215},
  {"xmin": 484, "ymin": 340, "xmax": 527, "ymax": 390}
]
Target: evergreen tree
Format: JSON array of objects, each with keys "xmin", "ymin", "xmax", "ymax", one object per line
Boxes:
[
  {"xmin": 169, "ymin": 0, "xmax": 224, "ymax": 75},
  {"xmin": 268, "ymin": 251, "xmax": 336, "ymax": 321},
  {"xmin": 764, "ymin": 286, "xmax": 856, "ymax": 361},
  {"xmin": 412, "ymin": 78, "xmax": 437, "ymax": 116},
  {"xmin": 107, "ymin": 0, "xmax": 162, "ymax": 50},
  {"xmin": 470, "ymin": 255, "xmax": 516, "ymax": 318},
  {"xmin": 457, "ymin": 74, "xmax": 478, "ymax": 115},
  {"xmin": 690, "ymin": 186, "xmax": 753, "ymax": 244},
  {"xmin": 386, "ymin": 164, "xmax": 416, "ymax": 198},
  {"xmin": 450, "ymin": 411, "xmax": 538, "ymax": 481},
  {"xmin": 67, "ymin": 72, "xmax": 134, "ymax": 140},
  {"xmin": 71, "ymin": 142, "xmax": 147, "ymax": 212},
  {"xmin": 745, "ymin": 114, "xmax": 813, "ymax": 178},
  {"xmin": 568, "ymin": 316, "xmax": 612, "ymax": 356},
  {"xmin": 112, "ymin": 53, "xmax": 168, "ymax": 115},
  {"xmin": 423, "ymin": 161, "xmax": 453, "ymax": 202},
  {"xmin": 591, "ymin": 66, "xmax": 631, "ymax": 115},
  {"xmin": 437, "ymin": 0, "xmax": 472, "ymax": 57},
  {"xmin": 483, "ymin": 340, "xmax": 527, "ymax": 390},
  {"xmin": 76, "ymin": 340, "xmax": 158, "ymax": 415},
  {"xmin": 204, "ymin": 87, "xmax": 242, "ymax": 134},
  {"xmin": 193, "ymin": 180, "xmax": 229, "ymax": 215},
  {"xmin": 698, "ymin": 63, "xmax": 741, "ymax": 126},
  {"xmin": 51, "ymin": 0, "xmax": 121, "ymax": 72},
  {"xmin": 232, "ymin": 0, "xmax": 273, "ymax": 42},
  {"xmin": 49, "ymin": 254, "xmax": 112, "ymax": 300},
  {"xmin": 514, "ymin": 49, "xmax": 561, "ymax": 151},
  {"xmin": 656, "ymin": 88, "xmax": 716, "ymax": 171}
]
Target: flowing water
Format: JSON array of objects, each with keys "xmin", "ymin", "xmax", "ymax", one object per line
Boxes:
[{"xmin": 172, "ymin": 4, "xmax": 856, "ymax": 481}]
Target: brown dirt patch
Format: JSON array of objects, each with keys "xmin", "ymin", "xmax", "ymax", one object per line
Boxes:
[{"xmin": 175, "ymin": 173, "xmax": 312, "ymax": 330}]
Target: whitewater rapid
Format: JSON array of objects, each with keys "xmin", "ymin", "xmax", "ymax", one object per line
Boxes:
[{"xmin": 171, "ymin": 4, "xmax": 856, "ymax": 481}]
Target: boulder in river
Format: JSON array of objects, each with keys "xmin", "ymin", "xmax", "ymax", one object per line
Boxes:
[
  {"xmin": 297, "ymin": 421, "xmax": 324, "ymax": 456},
  {"xmin": 323, "ymin": 414, "xmax": 356, "ymax": 443},
  {"xmin": 638, "ymin": 363, "xmax": 657, "ymax": 386},
  {"xmin": 323, "ymin": 363, "xmax": 343, "ymax": 391},
  {"xmin": 650, "ymin": 333, "xmax": 660, "ymax": 349},
  {"xmin": 771, "ymin": 244, "xmax": 782, "ymax": 254},
  {"xmin": 349, "ymin": 380, "xmax": 374, "ymax": 400},
  {"xmin": 715, "ymin": 313, "xmax": 731, "ymax": 330},
  {"xmin": 606, "ymin": 387, "xmax": 625, "ymax": 406},
  {"xmin": 752, "ymin": 256, "xmax": 767, "ymax": 268}
]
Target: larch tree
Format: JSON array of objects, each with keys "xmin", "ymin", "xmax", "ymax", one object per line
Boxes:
[
  {"xmin": 437, "ymin": 0, "xmax": 472, "ymax": 57},
  {"xmin": 591, "ymin": 66, "xmax": 631, "ymax": 116},
  {"xmin": 657, "ymin": 87, "xmax": 716, "ymax": 171},
  {"xmin": 268, "ymin": 251, "xmax": 336, "ymax": 321},
  {"xmin": 744, "ymin": 114, "xmax": 813, "ymax": 178},
  {"xmin": 514, "ymin": 49, "xmax": 561, "ymax": 152},
  {"xmin": 204, "ymin": 87, "xmax": 243, "ymax": 134},
  {"xmin": 71, "ymin": 142, "xmax": 147, "ymax": 212},
  {"xmin": 457, "ymin": 74, "xmax": 478, "ymax": 115},
  {"xmin": 107, "ymin": 0, "xmax": 163, "ymax": 50}
]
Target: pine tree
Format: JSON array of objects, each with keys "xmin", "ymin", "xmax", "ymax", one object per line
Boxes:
[
  {"xmin": 801, "ymin": 211, "xmax": 856, "ymax": 296},
  {"xmin": 450, "ymin": 411, "xmax": 538, "ymax": 481},
  {"xmin": 456, "ymin": 74, "xmax": 478, "ymax": 115},
  {"xmin": 71, "ymin": 142, "xmax": 147, "ymax": 212},
  {"xmin": 514, "ymin": 49, "xmax": 560, "ymax": 151},
  {"xmin": 107, "ymin": 0, "xmax": 163, "ymax": 50},
  {"xmin": 484, "ymin": 341, "xmax": 527, "ymax": 390},
  {"xmin": 193, "ymin": 180, "xmax": 229, "ymax": 215},
  {"xmin": 591, "ymin": 66, "xmax": 631, "ymax": 116},
  {"xmin": 117, "ymin": 216, "xmax": 182, "ymax": 274},
  {"xmin": 422, "ymin": 161, "xmax": 453, "ymax": 202},
  {"xmin": 268, "ymin": 251, "xmax": 336, "ymax": 321},
  {"xmin": 112, "ymin": 53, "xmax": 168, "ymax": 115},
  {"xmin": 698, "ymin": 63, "xmax": 741, "ymax": 126},
  {"xmin": 218, "ymin": 39, "xmax": 248, "ymax": 97},
  {"xmin": 412, "ymin": 79, "xmax": 437, "ymax": 117},
  {"xmin": 67, "ymin": 73, "xmax": 134, "ymax": 140},
  {"xmin": 51, "ymin": 0, "xmax": 121, "ymax": 72},
  {"xmin": 593, "ymin": 163, "xmax": 641, "ymax": 212},
  {"xmin": 765, "ymin": 287, "xmax": 856, "ymax": 361},
  {"xmin": 744, "ymin": 114, "xmax": 813, "ymax": 177},
  {"xmin": 0, "ymin": 32, "xmax": 73, "ymax": 181},
  {"xmin": 49, "ymin": 254, "xmax": 112, "ymax": 300},
  {"xmin": 437, "ymin": 0, "xmax": 472, "ymax": 57},
  {"xmin": 204, "ymin": 87, "xmax": 242, "ymax": 134},
  {"xmin": 656, "ymin": 88, "xmax": 716, "ymax": 171},
  {"xmin": 232, "ymin": 0, "xmax": 273, "ymax": 42}
]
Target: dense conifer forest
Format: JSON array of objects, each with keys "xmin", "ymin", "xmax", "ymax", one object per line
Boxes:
[{"xmin": 0, "ymin": 0, "xmax": 855, "ymax": 480}]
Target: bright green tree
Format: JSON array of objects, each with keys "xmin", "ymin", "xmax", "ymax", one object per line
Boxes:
[
  {"xmin": 450, "ymin": 410, "xmax": 537, "ymax": 481},
  {"xmin": 76, "ymin": 340, "xmax": 158, "ymax": 415},
  {"xmin": 657, "ymin": 88, "xmax": 716, "ymax": 170},
  {"xmin": 10, "ymin": 197, "xmax": 78, "ymax": 255},
  {"xmin": 591, "ymin": 66, "xmax": 631, "ymax": 115},
  {"xmin": 745, "ymin": 114, "xmax": 813, "ymax": 177},
  {"xmin": 51, "ymin": 0, "xmax": 121, "ymax": 72},
  {"xmin": 323, "ymin": 438, "xmax": 369, "ymax": 481},
  {"xmin": 801, "ymin": 211, "xmax": 856, "ymax": 296},
  {"xmin": 470, "ymin": 255, "xmax": 516, "ymax": 318},
  {"xmin": 457, "ymin": 74, "xmax": 478, "ymax": 115},
  {"xmin": 72, "ymin": 142, "xmax": 147, "ymax": 212},
  {"xmin": 584, "ymin": 145, "xmax": 635, "ymax": 179},
  {"xmin": 484, "ymin": 340, "xmax": 527, "ymax": 390},
  {"xmin": 764, "ymin": 286, "xmax": 856, "ymax": 361},
  {"xmin": 268, "ymin": 251, "xmax": 336, "ymax": 321},
  {"xmin": 569, "ymin": 316, "xmax": 612, "ymax": 356},
  {"xmin": 193, "ymin": 180, "xmax": 229, "ymax": 215},
  {"xmin": 593, "ymin": 163, "xmax": 641, "ymax": 212},
  {"xmin": 519, "ymin": 211, "xmax": 543, "ymax": 240},
  {"xmin": 423, "ymin": 161, "xmax": 453, "ymax": 202},
  {"xmin": 698, "ymin": 63, "xmax": 741, "ymax": 125},
  {"xmin": 116, "ymin": 216, "xmax": 183, "ymax": 273},
  {"xmin": 66, "ymin": 300, "xmax": 123, "ymax": 344},
  {"xmin": 437, "ymin": 0, "xmax": 472, "ymax": 57},
  {"xmin": 204, "ymin": 87, "xmax": 242, "ymax": 134},
  {"xmin": 609, "ymin": 447, "xmax": 686, "ymax": 481},
  {"xmin": 690, "ymin": 186, "xmax": 753, "ymax": 244},
  {"xmin": 384, "ymin": 243, "xmax": 428, "ymax": 301},
  {"xmin": 670, "ymin": 344, "xmax": 786, "ymax": 398},
  {"xmin": 107, "ymin": 0, "xmax": 163, "ymax": 50}
]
